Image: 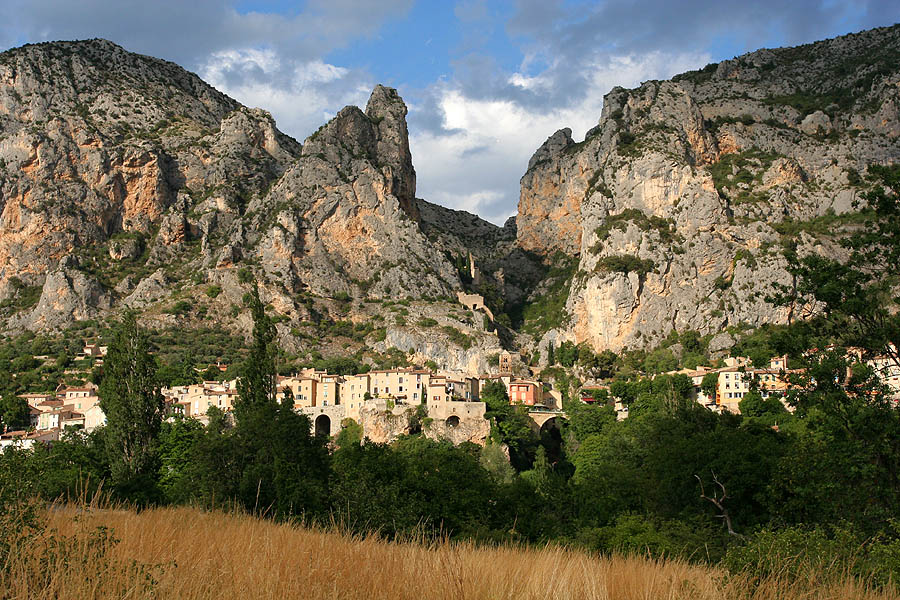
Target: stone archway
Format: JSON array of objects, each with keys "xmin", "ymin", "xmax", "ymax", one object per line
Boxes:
[
  {"xmin": 315, "ymin": 414, "xmax": 331, "ymax": 437},
  {"xmin": 446, "ymin": 415, "xmax": 460, "ymax": 428},
  {"xmin": 539, "ymin": 416, "xmax": 563, "ymax": 435},
  {"xmin": 539, "ymin": 416, "xmax": 565, "ymax": 464}
]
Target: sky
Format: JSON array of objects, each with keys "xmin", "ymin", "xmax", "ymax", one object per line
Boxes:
[{"xmin": 1, "ymin": 1, "xmax": 898, "ymax": 224}]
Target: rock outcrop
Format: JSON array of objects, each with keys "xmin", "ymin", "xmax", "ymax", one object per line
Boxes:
[
  {"xmin": 239, "ymin": 86, "xmax": 460, "ymax": 300},
  {"xmin": 0, "ymin": 40, "xmax": 463, "ymax": 340},
  {"xmin": 516, "ymin": 24, "xmax": 900, "ymax": 355},
  {"xmin": 0, "ymin": 39, "xmax": 299, "ymax": 329},
  {"xmin": 358, "ymin": 401, "xmax": 490, "ymax": 446},
  {"xmin": 0, "ymin": 26, "xmax": 898, "ymax": 367}
]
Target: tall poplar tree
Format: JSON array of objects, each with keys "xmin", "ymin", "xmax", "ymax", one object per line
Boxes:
[
  {"xmin": 235, "ymin": 285, "xmax": 277, "ymax": 423},
  {"xmin": 99, "ymin": 312, "xmax": 164, "ymax": 500},
  {"xmin": 228, "ymin": 285, "xmax": 330, "ymax": 516}
]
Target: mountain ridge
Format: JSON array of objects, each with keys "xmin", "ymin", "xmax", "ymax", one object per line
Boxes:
[
  {"xmin": 514, "ymin": 23, "xmax": 899, "ymax": 357},
  {"xmin": 0, "ymin": 26, "xmax": 897, "ymax": 368}
]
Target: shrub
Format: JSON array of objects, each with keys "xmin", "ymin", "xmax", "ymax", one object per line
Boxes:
[
  {"xmin": 441, "ymin": 326, "xmax": 473, "ymax": 350},
  {"xmin": 237, "ymin": 267, "xmax": 253, "ymax": 284},
  {"xmin": 169, "ymin": 300, "xmax": 193, "ymax": 315},
  {"xmin": 596, "ymin": 255, "xmax": 656, "ymax": 276},
  {"xmin": 206, "ymin": 285, "xmax": 222, "ymax": 299}
]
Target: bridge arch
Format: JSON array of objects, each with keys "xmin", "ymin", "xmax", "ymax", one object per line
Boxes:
[
  {"xmin": 314, "ymin": 414, "xmax": 331, "ymax": 437},
  {"xmin": 539, "ymin": 415, "xmax": 564, "ymax": 435},
  {"xmin": 535, "ymin": 413, "xmax": 567, "ymax": 464}
]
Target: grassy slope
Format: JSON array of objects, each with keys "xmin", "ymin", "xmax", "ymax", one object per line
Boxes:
[{"xmin": 2, "ymin": 505, "xmax": 897, "ymax": 600}]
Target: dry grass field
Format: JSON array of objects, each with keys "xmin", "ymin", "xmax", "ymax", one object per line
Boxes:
[{"xmin": 1, "ymin": 504, "xmax": 897, "ymax": 600}]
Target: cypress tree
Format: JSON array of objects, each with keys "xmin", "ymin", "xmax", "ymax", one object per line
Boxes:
[{"xmin": 99, "ymin": 312, "xmax": 164, "ymax": 501}]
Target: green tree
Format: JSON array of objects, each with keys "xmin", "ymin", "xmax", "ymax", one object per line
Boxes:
[
  {"xmin": 566, "ymin": 401, "xmax": 616, "ymax": 443},
  {"xmin": 235, "ymin": 285, "xmax": 276, "ymax": 422},
  {"xmin": 738, "ymin": 390, "xmax": 788, "ymax": 421},
  {"xmin": 556, "ymin": 341, "xmax": 578, "ymax": 367},
  {"xmin": 99, "ymin": 312, "xmax": 165, "ymax": 501},
  {"xmin": 481, "ymin": 381, "xmax": 539, "ymax": 470},
  {"xmin": 768, "ymin": 166, "xmax": 900, "ymax": 529},
  {"xmin": 701, "ymin": 372, "xmax": 718, "ymax": 402},
  {"xmin": 157, "ymin": 417, "xmax": 203, "ymax": 504},
  {"xmin": 0, "ymin": 393, "xmax": 28, "ymax": 432},
  {"xmin": 201, "ymin": 364, "xmax": 222, "ymax": 381},
  {"xmin": 479, "ymin": 440, "xmax": 515, "ymax": 484},
  {"xmin": 335, "ymin": 418, "xmax": 363, "ymax": 448},
  {"xmin": 214, "ymin": 285, "xmax": 331, "ymax": 517}
]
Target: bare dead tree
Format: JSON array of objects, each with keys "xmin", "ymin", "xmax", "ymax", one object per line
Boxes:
[{"xmin": 695, "ymin": 472, "xmax": 744, "ymax": 539}]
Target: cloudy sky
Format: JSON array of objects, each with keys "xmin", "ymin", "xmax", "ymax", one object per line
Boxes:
[{"xmin": 1, "ymin": 1, "xmax": 898, "ymax": 224}]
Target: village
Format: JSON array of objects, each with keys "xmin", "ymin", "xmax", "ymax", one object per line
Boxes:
[{"xmin": 2, "ymin": 341, "xmax": 899, "ymax": 449}]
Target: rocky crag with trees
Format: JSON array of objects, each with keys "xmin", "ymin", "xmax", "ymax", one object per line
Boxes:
[{"xmin": 0, "ymin": 26, "xmax": 898, "ymax": 369}]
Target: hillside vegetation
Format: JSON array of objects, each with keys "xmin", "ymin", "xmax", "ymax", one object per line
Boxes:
[{"xmin": 2, "ymin": 503, "xmax": 897, "ymax": 600}]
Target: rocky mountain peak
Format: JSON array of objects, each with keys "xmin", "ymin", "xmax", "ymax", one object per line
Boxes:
[
  {"xmin": 513, "ymin": 23, "xmax": 900, "ymax": 355},
  {"xmin": 526, "ymin": 128, "xmax": 574, "ymax": 171},
  {"xmin": 365, "ymin": 84, "xmax": 417, "ymax": 219}
]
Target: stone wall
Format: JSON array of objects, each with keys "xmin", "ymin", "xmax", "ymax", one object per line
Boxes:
[{"xmin": 456, "ymin": 291, "xmax": 495, "ymax": 322}]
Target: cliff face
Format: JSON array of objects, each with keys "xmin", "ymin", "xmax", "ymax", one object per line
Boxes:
[
  {"xmin": 240, "ymin": 84, "xmax": 459, "ymax": 300},
  {"xmin": 0, "ymin": 40, "xmax": 464, "ymax": 339},
  {"xmin": 0, "ymin": 39, "xmax": 300, "ymax": 328},
  {"xmin": 1, "ymin": 27, "xmax": 898, "ymax": 366},
  {"xmin": 516, "ymin": 25, "xmax": 900, "ymax": 354}
]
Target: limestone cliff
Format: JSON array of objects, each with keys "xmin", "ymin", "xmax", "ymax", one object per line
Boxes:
[
  {"xmin": 516, "ymin": 24, "xmax": 900, "ymax": 355},
  {"xmin": 239, "ymin": 85, "xmax": 460, "ymax": 300},
  {"xmin": 1, "ymin": 27, "xmax": 899, "ymax": 368},
  {"xmin": 0, "ymin": 40, "xmax": 464, "ymax": 341},
  {"xmin": 0, "ymin": 39, "xmax": 299, "ymax": 328}
]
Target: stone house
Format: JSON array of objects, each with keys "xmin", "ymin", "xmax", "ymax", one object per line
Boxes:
[
  {"xmin": 58, "ymin": 385, "xmax": 100, "ymax": 413},
  {"xmin": 317, "ymin": 374, "xmax": 343, "ymax": 407},
  {"xmin": 37, "ymin": 405, "xmax": 83, "ymax": 431},
  {"xmin": 21, "ymin": 393, "xmax": 56, "ymax": 409},
  {"xmin": 369, "ymin": 368, "xmax": 430, "ymax": 403},
  {"xmin": 84, "ymin": 404, "xmax": 107, "ymax": 431},
  {"xmin": 867, "ymin": 353, "xmax": 900, "ymax": 399},
  {"xmin": 340, "ymin": 374, "xmax": 371, "ymax": 420},
  {"xmin": 277, "ymin": 376, "xmax": 318, "ymax": 408},
  {"xmin": 171, "ymin": 381, "xmax": 239, "ymax": 418},
  {"xmin": 508, "ymin": 379, "xmax": 541, "ymax": 406},
  {"xmin": 0, "ymin": 429, "xmax": 59, "ymax": 450}
]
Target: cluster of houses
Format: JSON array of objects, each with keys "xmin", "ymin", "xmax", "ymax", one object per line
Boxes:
[
  {"xmin": 586, "ymin": 350, "xmax": 900, "ymax": 419},
  {"xmin": 1, "ymin": 349, "xmax": 556, "ymax": 445},
  {"xmin": 0, "ymin": 383, "xmax": 106, "ymax": 449},
  {"xmin": 164, "ymin": 362, "xmax": 559, "ymax": 436},
  {"xmin": 679, "ymin": 355, "xmax": 798, "ymax": 414},
  {"xmin": 4, "ymin": 343, "xmax": 899, "ymax": 448}
]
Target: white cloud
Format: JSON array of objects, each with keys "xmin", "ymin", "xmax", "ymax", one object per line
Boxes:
[
  {"xmin": 410, "ymin": 51, "xmax": 710, "ymax": 225},
  {"xmin": 198, "ymin": 49, "xmax": 372, "ymax": 140}
]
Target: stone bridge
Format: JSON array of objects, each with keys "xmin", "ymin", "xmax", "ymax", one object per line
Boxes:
[
  {"xmin": 299, "ymin": 404, "xmax": 566, "ymax": 440},
  {"xmin": 528, "ymin": 408, "xmax": 566, "ymax": 431},
  {"xmin": 297, "ymin": 405, "xmax": 345, "ymax": 437}
]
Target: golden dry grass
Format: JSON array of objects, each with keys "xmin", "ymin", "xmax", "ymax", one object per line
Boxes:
[{"xmin": 2, "ymin": 504, "xmax": 897, "ymax": 600}]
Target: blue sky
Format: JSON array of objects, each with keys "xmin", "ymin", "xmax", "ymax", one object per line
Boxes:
[{"xmin": 1, "ymin": 0, "xmax": 898, "ymax": 224}]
